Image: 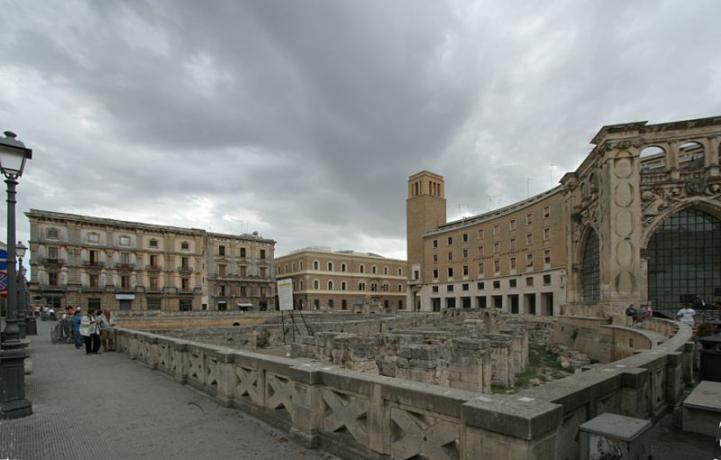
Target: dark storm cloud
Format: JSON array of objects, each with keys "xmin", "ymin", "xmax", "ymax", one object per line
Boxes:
[{"xmin": 1, "ymin": 0, "xmax": 720, "ymax": 258}]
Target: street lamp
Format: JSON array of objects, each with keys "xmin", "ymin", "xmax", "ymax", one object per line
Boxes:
[{"xmin": 0, "ymin": 130, "xmax": 32, "ymax": 419}]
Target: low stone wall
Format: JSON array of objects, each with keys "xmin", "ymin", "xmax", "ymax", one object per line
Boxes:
[{"xmin": 113, "ymin": 315, "xmax": 694, "ymax": 460}]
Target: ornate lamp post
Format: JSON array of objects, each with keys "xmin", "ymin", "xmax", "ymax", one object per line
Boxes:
[{"xmin": 0, "ymin": 130, "xmax": 32, "ymax": 419}]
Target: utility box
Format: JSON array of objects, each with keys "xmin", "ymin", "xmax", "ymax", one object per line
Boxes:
[
  {"xmin": 579, "ymin": 413, "xmax": 652, "ymax": 460},
  {"xmin": 699, "ymin": 332, "xmax": 721, "ymax": 382}
]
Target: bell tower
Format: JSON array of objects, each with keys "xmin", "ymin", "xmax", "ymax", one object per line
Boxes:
[{"xmin": 406, "ymin": 171, "xmax": 446, "ymax": 310}]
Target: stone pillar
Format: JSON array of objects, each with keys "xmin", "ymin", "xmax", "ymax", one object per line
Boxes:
[
  {"xmin": 665, "ymin": 352, "xmax": 684, "ymax": 405},
  {"xmin": 287, "ymin": 363, "xmax": 325, "ymax": 449},
  {"xmin": 601, "ymin": 146, "xmax": 645, "ymax": 319},
  {"xmin": 708, "ymin": 136, "xmax": 720, "ymax": 177},
  {"xmin": 216, "ymin": 351, "xmax": 236, "ymax": 407}
]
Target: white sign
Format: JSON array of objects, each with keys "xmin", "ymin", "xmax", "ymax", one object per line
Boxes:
[{"xmin": 277, "ymin": 278, "xmax": 293, "ymax": 311}]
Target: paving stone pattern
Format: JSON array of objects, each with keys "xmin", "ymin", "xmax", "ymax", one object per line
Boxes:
[{"xmin": 0, "ymin": 322, "xmax": 332, "ymax": 460}]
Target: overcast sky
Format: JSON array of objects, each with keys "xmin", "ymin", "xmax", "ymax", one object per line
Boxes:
[{"xmin": 1, "ymin": 1, "xmax": 720, "ymax": 259}]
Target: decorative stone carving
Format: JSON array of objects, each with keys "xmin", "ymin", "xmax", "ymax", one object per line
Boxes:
[
  {"xmin": 233, "ymin": 366, "xmax": 261, "ymax": 404},
  {"xmin": 266, "ymin": 373, "xmax": 294, "ymax": 420},
  {"xmin": 321, "ymin": 388, "xmax": 368, "ymax": 446},
  {"xmin": 641, "ymin": 179, "xmax": 721, "ymax": 226},
  {"xmin": 390, "ymin": 407, "xmax": 460, "ymax": 460}
]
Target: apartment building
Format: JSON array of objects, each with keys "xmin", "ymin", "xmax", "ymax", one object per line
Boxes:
[
  {"xmin": 26, "ymin": 210, "xmax": 276, "ymax": 312},
  {"xmin": 276, "ymin": 247, "xmax": 406, "ymax": 311}
]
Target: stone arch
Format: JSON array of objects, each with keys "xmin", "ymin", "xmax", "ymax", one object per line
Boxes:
[
  {"xmin": 639, "ymin": 145, "xmax": 666, "ymax": 174},
  {"xmin": 641, "ymin": 198, "xmax": 721, "ymax": 250}
]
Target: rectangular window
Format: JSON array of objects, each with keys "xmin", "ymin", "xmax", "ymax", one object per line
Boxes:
[
  {"xmin": 463, "ymin": 248, "xmax": 468, "ymax": 258},
  {"xmin": 494, "ymin": 259, "xmax": 500, "ymax": 273},
  {"xmin": 88, "ymin": 233, "xmax": 99, "ymax": 243},
  {"xmin": 119, "ymin": 235, "xmax": 130, "ymax": 246},
  {"xmin": 48, "ymin": 246, "xmax": 58, "ymax": 260},
  {"xmin": 494, "ymin": 241, "xmax": 500, "ymax": 253},
  {"xmin": 447, "ymin": 236, "xmax": 453, "ymax": 245},
  {"xmin": 463, "ymin": 233, "xmax": 468, "ymax": 242},
  {"xmin": 526, "ymin": 253, "xmax": 534, "ymax": 267},
  {"xmin": 432, "ymin": 286, "xmax": 439, "ymax": 293},
  {"xmin": 447, "ymin": 285, "xmax": 454, "ymax": 292},
  {"xmin": 509, "ymin": 239, "xmax": 516, "ymax": 250},
  {"xmin": 260, "ymin": 267, "xmax": 267, "ymax": 278},
  {"xmin": 462, "ymin": 283, "xmax": 469, "ymax": 291},
  {"xmin": 433, "ymin": 254, "xmax": 438, "ymax": 263},
  {"xmin": 181, "ymin": 256, "xmax": 189, "ymax": 269},
  {"xmin": 149, "ymin": 239, "xmax": 158, "ymax": 248},
  {"xmin": 526, "ymin": 277, "xmax": 534, "ymax": 287},
  {"xmin": 544, "ymin": 206, "xmax": 551, "ymax": 218},
  {"xmin": 260, "ymin": 249, "xmax": 266, "ymax": 259},
  {"xmin": 448, "ymin": 251, "xmax": 453, "ymax": 261},
  {"xmin": 240, "ymin": 247, "xmax": 246, "ymax": 257},
  {"xmin": 493, "ymin": 280, "xmax": 500, "ymax": 289},
  {"xmin": 433, "ymin": 239, "xmax": 438, "ymax": 248},
  {"xmin": 89, "ymin": 250, "xmax": 97, "ymax": 264},
  {"xmin": 433, "ymin": 269, "xmax": 438, "ymax": 279},
  {"xmin": 448, "ymin": 267, "xmax": 454, "ymax": 278},
  {"xmin": 544, "ymin": 249, "xmax": 551, "ymax": 265},
  {"xmin": 89, "ymin": 274, "xmax": 98, "ymax": 288},
  {"xmin": 544, "ymin": 228, "xmax": 550, "ymax": 241},
  {"xmin": 478, "ymin": 246, "xmax": 484, "ymax": 257},
  {"xmin": 150, "ymin": 254, "xmax": 157, "ymax": 267},
  {"xmin": 527, "ymin": 234, "xmax": 533, "ymax": 245},
  {"xmin": 510, "ymin": 257, "xmax": 517, "ymax": 271},
  {"xmin": 509, "ymin": 279, "xmax": 517, "ymax": 288},
  {"xmin": 240, "ymin": 286, "xmax": 247, "ymax": 296},
  {"xmin": 509, "ymin": 219, "xmax": 516, "ymax": 231},
  {"xmin": 149, "ymin": 277, "xmax": 158, "ymax": 291},
  {"xmin": 240, "ymin": 265, "xmax": 247, "ymax": 277},
  {"xmin": 477, "ymin": 282, "xmax": 485, "ymax": 290},
  {"xmin": 121, "ymin": 275, "xmax": 130, "ymax": 289},
  {"xmin": 219, "ymin": 245, "xmax": 226, "ymax": 256},
  {"xmin": 181, "ymin": 278, "xmax": 189, "ymax": 290},
  {"xmin": 260, "ymin": 287, "xmax": 266, "ymax": 297},
  {"xmin": 121, "ymin": 252, "xmax": 130, "ymax": 265},
  {"xmin": 526, "ymin": 213, "xmax": 533, "ymax": 225},
  {"xmin": 179, "ymin": 299, "xmax": 192, "ymax": 311},
  {"xmin": 46, "ymin": 228, "xmax": 59, "ymax": 239},
  {"xmin": 218, "ymin": 264, "xmax": 226, "ymax": 277},
  {"xmin": 463, "ymin": 265, "xmax": 468, "ymax": 276},
  {"xmin": 543, "ymin": 274, "xmax": 552, "ymax": 286}
]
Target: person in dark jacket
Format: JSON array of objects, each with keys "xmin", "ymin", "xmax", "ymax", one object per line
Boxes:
[{"xmin": 72, "ymin": 308, "xmax": 83, "ymax": 349}]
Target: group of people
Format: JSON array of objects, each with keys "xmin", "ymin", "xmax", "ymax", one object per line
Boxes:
[
  {"xmin": 58, "ymin": 306, "xmax": 116, "ymax": 354},
  {"xmin": 624, "ymin": 304, "xmax": 654, "ymax": 326}
]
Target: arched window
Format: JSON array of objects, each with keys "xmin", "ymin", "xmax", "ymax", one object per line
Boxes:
[
  {"xmin": 341, "ymin": 263, "xmax": 347, "ymax": 272},
  {"xmin": 640, "ymin": 146, "xmax": 666, "ymax": 174},
  {"xmin": 397, "ymin": 268, "xmax": 402, "ymax": 276},
  {"xmin": 358, "ymin": 281, "xmax": 366, "ymax": 291},
  {"xmin": 679, "ymin": 141, "xmax": 705, "ymax": 170},
  {"xmin": 397, "ymin": 284, "xmax": 402, "ymax": 292},
  {"xmin": 647, "ymin": 208, "xmax": 721, "ymax": 309},
  {"xmin": 372, "ymin": 265, "xmax": 377, "ymax": 274},
  {"xmin": 327, "ymin": 280, "xmax": 334, "ymax": 290},
  {"xmin": 581, "ymin": 230, "xmax": 600, "ymax": 304},
  {"xmin": 299, "ymin": 280, "xmax": 304, "ymax": 290},
  {"xmin": 383, "ymin": 266, "xmax": 388, "ymax": 275},
  {"xmin": 359, "ymin": 264, "xmax": 365, "ymax": 273},
  {"xmin": 313, "ymin": 279, "xmax": 319, "ymax": 290},
  {"xmin": 327, "ymin": 261, "xmax": 333, "ymax": 271},
  {"xmin": 341, "ymin": 281, "xmax": 347, "ymax": 291},
  {"xmin": 313, "ymin": 260, "xmax": 319, "ymax": 270}
]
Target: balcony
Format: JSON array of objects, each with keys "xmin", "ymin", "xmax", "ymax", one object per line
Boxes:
[
  {"xmin": 177, "ymin": 266, "xmax": 194, "ymax": 275},
  {"xmin": 82, "ymin": 261, "xmax": 105, "ymax": 270},
  {"xmin": 41, "ymin": 257, "xmax": 65, "ymax": 267},
  {"xmin": 145, "ymin": 264, "xmax": 162, "ymax": 272},
  {"xmin": 115, "ymin": 262, "xmax": 135, "ymax": 271}
]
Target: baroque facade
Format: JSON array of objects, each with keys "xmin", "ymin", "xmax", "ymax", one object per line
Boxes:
[
  {"xmin": 275, "ymin": 247, "xmax": 406, "ymax": 311},
  {"xmin": 408, "ymin": 115, "xmax": 721, "ymax": 317},
  {"xmin": 27, "ymin": 210, "xmax": 276, "ymax": 312}
]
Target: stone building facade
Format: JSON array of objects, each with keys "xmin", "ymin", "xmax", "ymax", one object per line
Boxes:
[
  {"xmin": 408, "ymin": 115, "xmax": 721, "ymax": 317},
  {"xmin": 206, "ymin": 232, "xmax": 276, "ymax": 311},
  {"xmin": 27, "ymin": 210, "xmax": 276, "ymax": 312},
  {"xmin": 275, "ymin": 248, "xmax": 406, "ymax": 311}
]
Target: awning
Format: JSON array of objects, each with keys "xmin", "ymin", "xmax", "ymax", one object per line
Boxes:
[
  {"xmin": 115, "ymin": 294, "xmax": 135, "ymax": 300},
  {"xmin": 237, "ymin": 303, "xmax": 253, "ymax": 307}
]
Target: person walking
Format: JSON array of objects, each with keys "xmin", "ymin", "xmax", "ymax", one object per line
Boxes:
[
  {"xmin": 98, "ymin": 308, "xmax": 116, "ymax": 352},
  {"xmin": 80, "ymin": 309, "xmax": 100, "ymax": 354},
  {"xmin": 73, "ymin": 308, "xmax": 83, "ymax": 349},
  {"xmin": 676, "ymin": 304, "xmax": 697, "ymax": 327}
]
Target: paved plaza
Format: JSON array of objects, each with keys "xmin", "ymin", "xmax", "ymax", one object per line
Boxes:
[{"xmin": 0, "ymin": 321, "xmax": 331, "ymax": 460}]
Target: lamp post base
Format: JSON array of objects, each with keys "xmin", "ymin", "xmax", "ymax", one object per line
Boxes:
[{"xmin": 0, "ymin": 348, "xmax": 32, "ymax": 419}]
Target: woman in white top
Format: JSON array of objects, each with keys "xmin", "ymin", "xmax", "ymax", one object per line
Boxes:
[
  {"xmin": 676, "ymin": 305, "xmax": 696, "ymax": 327},
  {"xmin": 79, "ymin": 309, "xmax": 100, "ymax": 354}
]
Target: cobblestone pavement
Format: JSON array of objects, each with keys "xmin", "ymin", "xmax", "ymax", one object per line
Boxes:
[{"xmin": 0, "ymin": 321, "xmax": 332, "ymax": 460}]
